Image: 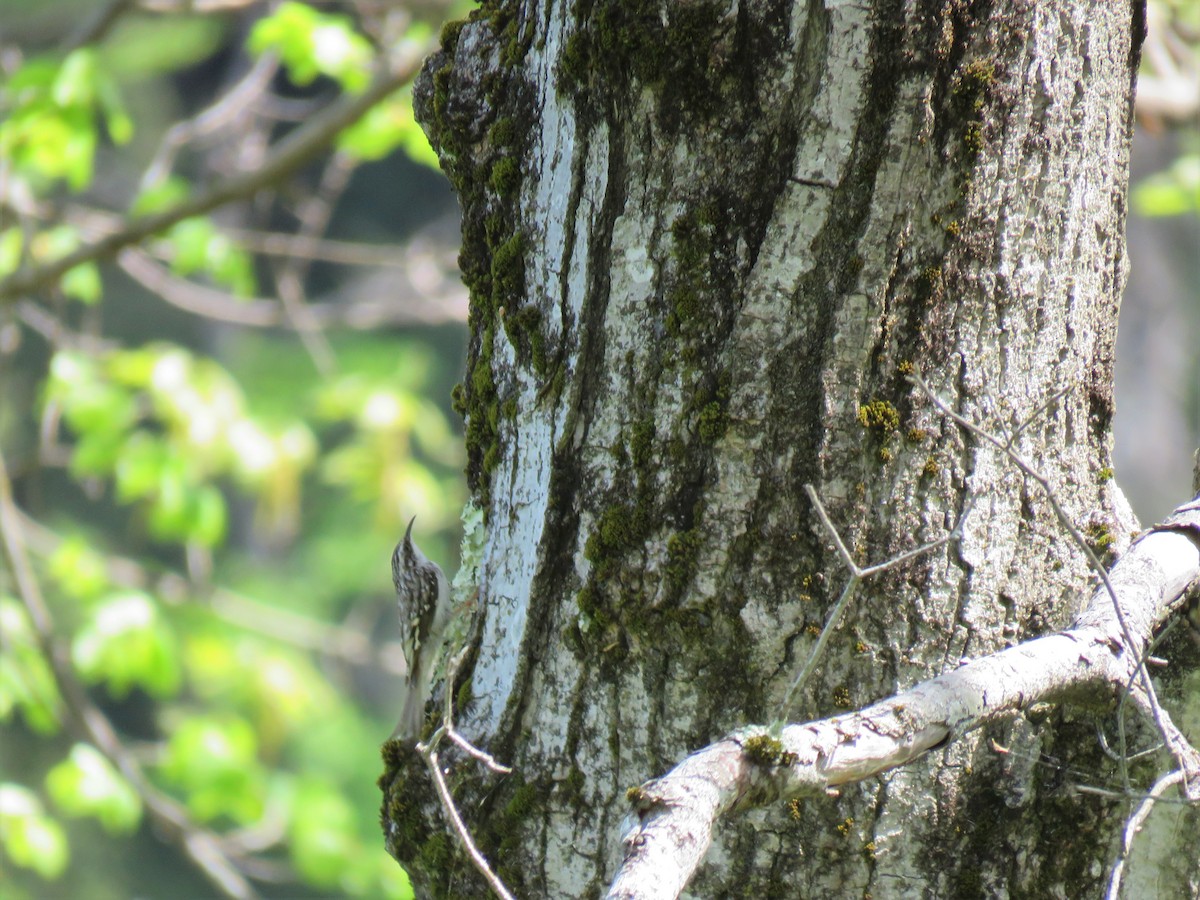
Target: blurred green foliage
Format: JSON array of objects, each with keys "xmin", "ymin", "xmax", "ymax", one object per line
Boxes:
[
  {"xmin": 1133, "ymin": 0, "xmax": 1200, "ymax": 219},
  {"xmin": 0, "ymin": 1, "xmax": 466, "ymax": 897},
  {"xmin": 1135, "ymin": 148, "xmax": 1200, "ymax": 217}
]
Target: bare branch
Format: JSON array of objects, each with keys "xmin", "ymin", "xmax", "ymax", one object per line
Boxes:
[
  {"xmin": 607, "ymin": 495, "xmax": 1200, "ymax": 899},
  {"xmin": 115, "ymin": 248, "xmax": 466, "ymax": 329}
]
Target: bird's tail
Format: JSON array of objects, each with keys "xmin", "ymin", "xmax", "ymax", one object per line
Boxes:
[{"xmin": 391, "ymin": 688, "xmax": 428, "ymax": 742}]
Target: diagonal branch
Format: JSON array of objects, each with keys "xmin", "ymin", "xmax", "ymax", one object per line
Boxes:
[
  {"xmin": 0, "ymin": 46, "xmax": 429, "ymax": 304},
  {"xmin": 607, "ymin": 496, "xmax": 1200, "ymax": 900}
]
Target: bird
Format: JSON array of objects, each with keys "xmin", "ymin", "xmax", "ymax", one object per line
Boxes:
[{"xmin": 391, "ymin": 516, "xmax": 451, "ymax": 741}]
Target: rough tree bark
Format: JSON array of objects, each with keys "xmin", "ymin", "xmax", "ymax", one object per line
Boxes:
[{"xmin": 379, "ymin": 1, "xmax": 1200, "ymax": 896}]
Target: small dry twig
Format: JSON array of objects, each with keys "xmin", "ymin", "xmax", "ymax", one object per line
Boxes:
[
  {"xmin": 1105, "ymin": 769, "xmax": 1184, "ymax": 900},
  {"xmin": 414, "ymin": 647, "xmax": 514, "ymax": 899},
  {"xmin": 778, "ymin": 483, "xmax": 973, "ymax": 717}
]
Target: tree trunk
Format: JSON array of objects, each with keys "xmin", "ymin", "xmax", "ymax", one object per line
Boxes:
[{"xmin": 383, "ymin": 1, "xmax": 1174, "ymax": 896}]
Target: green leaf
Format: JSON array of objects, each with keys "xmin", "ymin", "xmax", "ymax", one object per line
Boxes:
[
  {"xmin": 145, "ymin": 456, "xmax": 193, "ymax": 540},
  {"xmin": 0, "ymin": 600, "xmax": 62, "ymax": 734},
  {"xmin": 32, "ymin": 224, "xmax": 82, "ymax": 263},
  {"xmin": 167, "ymin": 217, "xmax": 218, "ymax": 275},
  {"xmin": 288, "ymin": 781, "xmax": 356, "ymax": 888},
  {"xmin": 113, "ymin": 432, "xmax": 169, "ymax": 503},
  {"xmin": 47, "ymin": 537, "xmax": 110, "ymax": 599},
  {"xmin": 45, "ymin": 744, "xmax": 141, "ymax": 834},
  {"xmin": 159, "ymin": 716, "xmax": 265, "ymax": 824},
  {"xmin": 60, "ymin": 261, "xmax": 102, "ymax": 304},
  {"xmin": 337, "ymin": 94, "xmax": 439, "ymax": 168},
  {"xmin": 190, "ymin": 485, "xmax": 228, "ymax": 547},
  {"xmin": 162, "ymin": 218, "xmax": 255, "ymax": 293},
  {"xmin": 94, "ymin": 72, "xmax": 133, "ymax": 145},
  {"xmin": 131, "ymin": 176, "xmax": 190, "ymax": 217},
  {"xmin": 4, "ymin": 58, "xmax": 58, "ymax": 93},
  {"xmin": 51, "ymin": 50, "xmax": 97, "ymax": 108},
  {"xmin": 0, "ymin": 228, "xmax": 23, "ymax": 276},
  {"xmin": 71, "ymin": 591, "xmax": 181, "ymax": 699},
  {"xmin": 204, "ymin": 232, "xmax": 257, "ymax": 296},
  {"xmin": 69, "ymin": 428, "xmax": 127, "ymax": 478},
  {"xmin": 106, "ymin": 345, "xmax": 160, "ymax": 386},
  {"xmin": 0, "ymin": 784, "xmax": 68, "ymax": 880},
  {"xmin": 57, "ymin": 380, "xmax": 137, "ymax": 437},
  {"xmin": 248, "ymin": 2, "xmax": 372, "ymax": 92}
]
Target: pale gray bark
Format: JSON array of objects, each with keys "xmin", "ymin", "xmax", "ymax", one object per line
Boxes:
[{"xmin": 379, "ymin": 1, "xmax": 1200, "ymax": 897}]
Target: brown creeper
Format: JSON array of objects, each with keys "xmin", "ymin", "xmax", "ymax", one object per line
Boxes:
[{"xmin": 391, "ymin": 517, "xmax": 451, "ymax": 741}]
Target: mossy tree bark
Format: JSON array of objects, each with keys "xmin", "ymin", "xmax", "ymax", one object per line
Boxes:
[{"xmin": 381, "ymin": 1, "xmax": 1180, "ymax": 896}]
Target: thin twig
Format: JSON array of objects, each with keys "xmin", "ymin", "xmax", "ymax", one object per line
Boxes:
[
  {"xmin": 268, "ymin": 151, "xmax": 357, "ymax": 374},
  {"xmin": 1105, "ymin": 769, "xmax": 1183, "ymax": 900},
  {"xmin": 115, "ymin": 248, "xmax": 465, "ymax": 328},
  {"xmin": 413, "ymin": 646, "xmax": 514, "ymax": 896},
  {"xmin": 222, "ymin": 227, "xmax": 418, "ymax": 267},
  {"xmin": 140, "ymin": 52, "xmax": 280, "ymax": 191},
  {"xmin": 777, "ymin": 484, "xmax": 972, "ymax": 718},
  {"xmin": 423, "ymin": 749, "xmax": 517, "ymax": 900},
  {"xmin": 438, "ymin": 649, "xmax": 512, "ymax": 775}
]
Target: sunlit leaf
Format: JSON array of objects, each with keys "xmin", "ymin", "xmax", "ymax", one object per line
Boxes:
[
  {"xmin": 159, "ymin": 716, "xmax": 265, "ymax": 824},
  {"xmin": 0, "ymin": 600, "xmax": 62, "ymax": 734},
  {"xmin": 60, "ymin": 262, "xmax": 101, "ymax": 305},
  {"xmin": 51, "ymin": 51, "xmax": 97, "ymax": 108},
  {"xmin": 131, "ymin": 177, "xmax": 191, "ymax": 217},
  {"xmin": 113, "ymin": 433, "xmax": 169, "ymax": 503},
  {"xmin": 337, "ymin": 93, "xmax": 438, "ymax": 168},
  {"xmin": 168, "ymin": 217, "xmax": 218, "ymax": 276},
  {"xmin": 45, "ymin": 744, "xmax": 141, "ymax": 835},
  {"xmin": 0, "ymin": 228, "xmax": 23, "ymax": 276},
  {"xmin": 71, "ymin": 592, "xmax": 181, "ymax": 699},
  {"xmin": 190, "ymin": 485, "xmax": 228, "ymax": 547},
  {"xmin": 47, "ymin": 537, "xmax": 110, "ymax": 600},
  {"xmin": 248, "ymin": 1, "xmax": 372, "ymax": 91},
  {"xmin": 0, "ymin": 785, "xmax": 68, "ymax": 880}
]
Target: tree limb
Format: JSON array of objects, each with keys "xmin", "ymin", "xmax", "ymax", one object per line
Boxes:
[{"xmin": 607, "ymin": 498, "xmax": 1200, "ymax": 900}]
